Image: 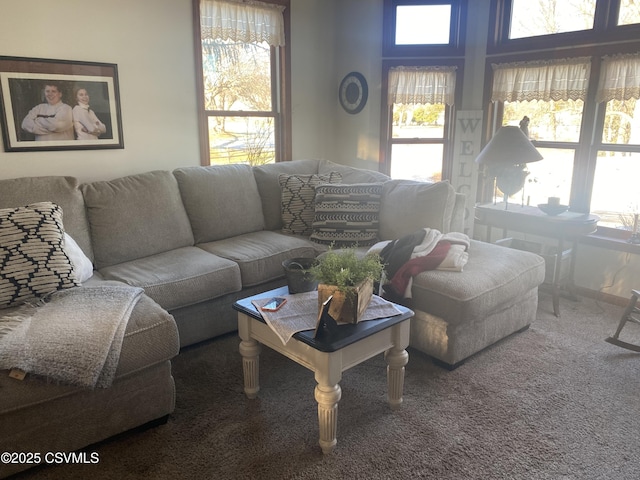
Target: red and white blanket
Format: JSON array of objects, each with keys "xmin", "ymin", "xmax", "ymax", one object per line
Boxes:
[{"xmin": 368, "ymin": 228, "xmax": 470, "ymax": 300}]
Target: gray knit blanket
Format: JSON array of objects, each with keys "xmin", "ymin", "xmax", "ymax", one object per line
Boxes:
[{"xmin": 0, "ymin": 285, "xmax": 143, "ymax": 388}]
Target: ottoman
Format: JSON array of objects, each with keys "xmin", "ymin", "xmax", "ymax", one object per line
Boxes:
[{"xmin": 408, "ymin": 240, "xmax": 546, "ymax": 368}]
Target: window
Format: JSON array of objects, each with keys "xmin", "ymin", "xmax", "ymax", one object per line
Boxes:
[
  {"xmin": 509, "ymin": 0, "xmax": 596, "ymax": 39},
  {"xmin": 489, "ymin": 0, "xmax": 640, "ymax": 54},
  {"xmin": 381, "ymin": 1, "xmax": 465, "ymax": 181},
  {"xmin": 395, "ymin": 4, "xmax": 452, "ymax": 44},
  {"xmin": 383, "ymin": 0, "xmax": 466, "ymax": 57},
  {"xmin": 382, "ymin": 64, "xmax": 458, "ymax": 181},
  {"xmin": 194, "ymin": 0, "xmax": 290, "ymax": 166},
  {"xmin": 488, "ymin": 0, "xmax": 640, "ymax": 236},
  {"xmin": 618, "ymin": 0, "xmax": 640, "ymax": 25},
  {"xmin": 490, "ymin": 58, "xmax": 591, "ymax": 207},
  {"xmin": 592, "ymin": 53, "xmax": 640, "ymax": 229}
]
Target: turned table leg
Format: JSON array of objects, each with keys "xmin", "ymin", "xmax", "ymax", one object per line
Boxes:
[
  {"xmin": 314, "ymin": 383, "xmax": 342, "ymax": 454},
  {"xmin": 238, "ymin": 313, "xmax": 261, "ymax": 399},
  {"xmin": 239, "ymin": 339, "xmax": 261, "ymax": 399},
  {"xmin": 314, "ymin": 353, "xmax": 342, "ymax": 454},
  {"xmin": 386, "ymin": 346, "xmax": 409, "ymax": 409},
  {"xmin": 386, "ymin": 321, "xmax": 410, "ymax": 409}
]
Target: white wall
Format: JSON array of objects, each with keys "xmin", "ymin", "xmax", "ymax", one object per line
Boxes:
[
  {"xmin": 290, "ymin": 0, "xmax": 383, "ymax": 171},
  {"xmin": 0, "ymin": 0, "xmax": 201, "ymax": 183},
  {"xmin": 289, "ymin": 0, "xmax": 338, "ymax": 161},
  {"xmin": 330, "ymin": 0, "xmax": 384, "ymax": 171}
]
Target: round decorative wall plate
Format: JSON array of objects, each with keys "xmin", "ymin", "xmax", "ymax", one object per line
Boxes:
[{"xmin": 339, "ymin": 72, "xmax": 368, "ymax": 114}]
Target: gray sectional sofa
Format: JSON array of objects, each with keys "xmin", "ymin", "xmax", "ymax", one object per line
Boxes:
[{"xmin": 0, "ymin": 158, "xmax": 545, "ymax": 477}]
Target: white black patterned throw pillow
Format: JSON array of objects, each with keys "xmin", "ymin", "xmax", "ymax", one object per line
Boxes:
[
  {"xmin": 0, "ymin": 202, "xmax": 79, "ymax": 309},
  {"xmin": 279, "ymin": 172, "xmax": 342, "ymax": 236},
  {"xmin": 310, "ymin": 183, "xmax": 383, "ymax": 247}
]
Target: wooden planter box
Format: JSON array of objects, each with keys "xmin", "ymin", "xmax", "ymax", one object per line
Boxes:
[{"xmin": 317, "ymin": 278, "xmax": 374, "ymax": 324}]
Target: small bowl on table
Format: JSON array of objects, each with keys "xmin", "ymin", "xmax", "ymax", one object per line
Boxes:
[{"xmin": 537, "ymin": 203, "xmax": 569, "ymax": 216}]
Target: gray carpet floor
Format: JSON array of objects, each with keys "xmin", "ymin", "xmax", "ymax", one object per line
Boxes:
[{"xmin": 14, "ymin": 292, "xmax": 640, "ymax": 479}]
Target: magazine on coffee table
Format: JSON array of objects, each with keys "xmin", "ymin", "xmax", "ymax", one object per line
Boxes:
[{"xmin": 252, "ymin": 291, "xmax": 402, "ymax": 345}]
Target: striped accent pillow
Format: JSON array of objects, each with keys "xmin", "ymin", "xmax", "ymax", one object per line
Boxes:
[
  {"xmin": 279, "ymin": 172, "xmax": 342, "ymax": 236},
  {"xmin": 0, "ymin": 202, "xmax": 79, "ymax": 308},
  {"xmin": 310, "ymin": 183, "xmax": 383, "ymax": 247}
]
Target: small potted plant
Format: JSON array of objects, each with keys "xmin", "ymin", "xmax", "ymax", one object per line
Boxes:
[{"xmin": 310, "ymin": 247, "xmax": 385, "ymax": 324}]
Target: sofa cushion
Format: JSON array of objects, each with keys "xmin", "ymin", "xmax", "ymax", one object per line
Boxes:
[
  {"xmin": 0, "ymin": 202, "xmax": 79, "ymax": 308},
  {"xmin": 82, "ymin": 171, "xmax": 195, "ymax": 269},
  {"xmin": 253, "ymin": 159, "xmax": 321, "ymax": 231},
  {"xmin": 379, "ymin": 180, "xmax": 456, "ymax": 240},
  {"xmin": 173, "ymin": 164, "xmax": 265, "ymax": 243},
  {"xmin": 318, "ymin": 160, "xmax": 391, "ymax": 184},
  {"xmin": 279, "ymin": 172, "xmax": 342, "ymax": 236},
  {"xmin": 197, "ymin": 230, "xmax": 320, "ymax": 287},
  {"xmin": 0, "ymin": 175, "xmax": 93, "ymax": 261},
  {"xmin": 98, "ymin": 246, "xmax": 241, "ymax": 311},
  {"xmin": 115, "ymin": 291, "xmax": 180, "ymax": 376},
  {"xmin": 310, "ymin": 183, "xmax": 383, "ymax": 247},
  {"xmin": 410, "ymin": 240, "xmax": 545, "ymax": 324}
]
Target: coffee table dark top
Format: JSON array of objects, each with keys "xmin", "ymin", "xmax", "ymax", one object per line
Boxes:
[{"xmin": 233, "ymin": 286, "xmax": 414, "ymax": 352}]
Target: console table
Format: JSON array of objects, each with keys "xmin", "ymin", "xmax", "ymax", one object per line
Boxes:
[{"xmin": 475, "ymin": 203, "xmax": 599, "ymax": 317}]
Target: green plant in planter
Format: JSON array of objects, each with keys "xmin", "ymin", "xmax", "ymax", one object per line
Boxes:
[
  {"xmin": 310, "ymin": 247, "xmax": 385, "ymax": 293},
  {"xmin": 310, "ymin": 247, "xmax": 385, "ymax": 324}
]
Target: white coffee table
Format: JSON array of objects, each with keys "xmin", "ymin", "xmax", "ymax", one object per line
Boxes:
[{"xmin": 233, "ymin": 286, "xmax": 413, "ymax": 454}]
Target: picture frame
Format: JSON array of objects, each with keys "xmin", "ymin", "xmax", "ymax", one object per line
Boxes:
[{"xmin": 0, "ymin": 56, "xmax": 124, "ymax": 152}]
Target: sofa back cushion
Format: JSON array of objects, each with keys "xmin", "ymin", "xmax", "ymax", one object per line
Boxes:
[
  {"xmin": 318, "ymin": 160, "xmax": 390, "ymax": 184},
  {"xmin": 253, "ymin": 159, "xmax": 321, "ymax": 231},
  {"xmin": 173, "ymin": 164, "xmax": 265, "ymax": 243},
  {"xmin": 82, "ymin": 170, "xmax": 194, "ymax": 269},
  {"xmin": 0, "ymin": 176, "xmax": 93, "ymax": 261},
  {"xmin": 379, "ymin": 180, "xmax": 456, "ymax": 240}
]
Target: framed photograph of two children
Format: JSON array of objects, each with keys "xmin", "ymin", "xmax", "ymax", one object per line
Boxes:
[{"xmin": 0, "ymin": 56, "xmax": 124, "ymax": 152}]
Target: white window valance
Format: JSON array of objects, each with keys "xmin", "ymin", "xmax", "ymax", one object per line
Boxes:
[
  {"xmin": 388, "ymin": 66, "xmax": 457, "ymax": 105},
  {"xmin": 596, "ymin": 53, "xmax": 640, "ymax": 103},
  {"xmin": 491, "ymin": 57, "xmax": 591, "ymax": 102},
  {"xmin": 200, "ymin": 0, "xmax": 285, "ymax": 47}
]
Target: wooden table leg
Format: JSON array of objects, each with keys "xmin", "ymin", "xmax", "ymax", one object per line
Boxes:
[
  {"xmin": 385, "ymin": 321, "xmax": 410, "ymax": 409},
  {"xmin": 238, "ymin": 313, "xmax": 261, "ymax": 399},
  {"xmin": 551, "ymin": 237, "xmax": 566, "ymax": 317},
  {"xmin": 314, "ymin": 383, "xmax": 342, "ymax": 454},
  {"xmin": 314, "ymin": 352, "xmax": 342, "ymax": 454},
  {"xmin": 386, "ymin": 347, "xmax": 408, "ymax": 409}
]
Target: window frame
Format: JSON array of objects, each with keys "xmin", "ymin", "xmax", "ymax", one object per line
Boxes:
[
  {"xmin": 485, "ymin": 0, "xmax": 640, "ymax": 241},
  {"xmin": 379, "ymin": 58, "xmax": 464, "ymax": 179},
  {"xmin": 192, "ymin": 0, "xmax": 291, "ymax": 166},
  {"xmin": 488, "ymin": 0, "xmax": 640, "ymax": 55},
  {"xmin": 382, "ymin": 0, "xmax": 467, "ymax": 58}
]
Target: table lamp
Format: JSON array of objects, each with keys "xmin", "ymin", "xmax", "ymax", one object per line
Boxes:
[{"xmin": 475, "ymin": 125, "xmax": 543, "ymax": 209}]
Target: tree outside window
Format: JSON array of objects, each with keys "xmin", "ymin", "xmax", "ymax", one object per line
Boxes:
[
  {"xmin": 195, "ymin": 0, "xmax": 289, "ymax": 166},
  {"xmin": 202, "ymin": 39, "xmax": 275, "ymax": 165}
]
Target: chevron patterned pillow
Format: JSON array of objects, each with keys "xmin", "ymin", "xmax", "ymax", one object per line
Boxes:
[
  {"xmin": 0, "ymin": 202, "xmax": 79, "ymax": 308},
  {"xmin": 279, "ymin": 172, "xmax": 342, "ymax": 236}
]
